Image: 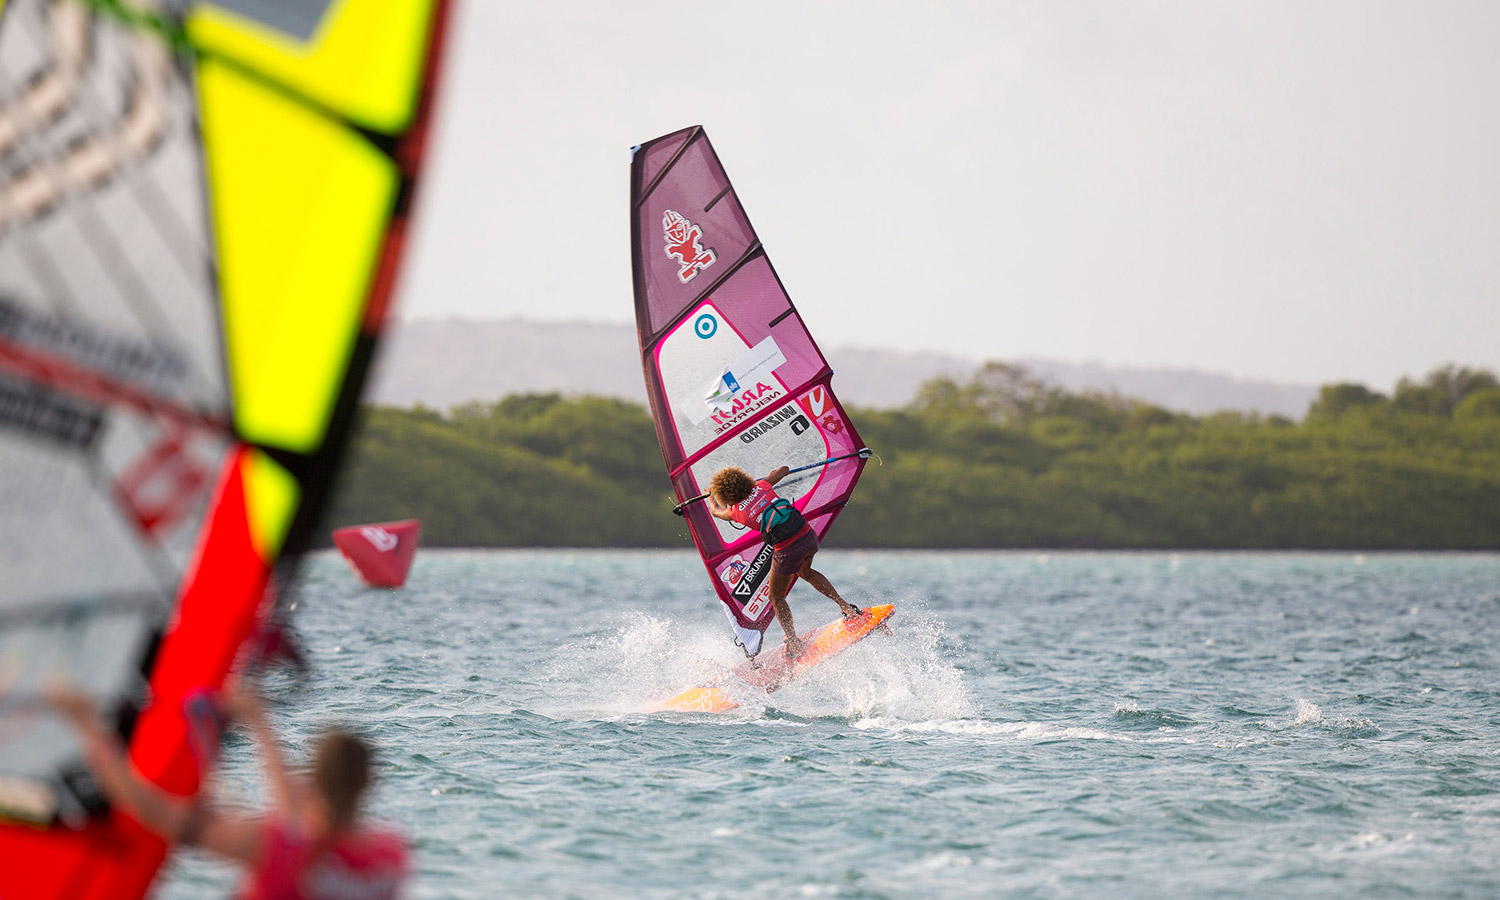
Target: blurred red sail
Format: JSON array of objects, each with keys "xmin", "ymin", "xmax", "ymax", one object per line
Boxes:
[{"xmin": 0, "ymin": 0, "xmax": 453, "ymax": 895}]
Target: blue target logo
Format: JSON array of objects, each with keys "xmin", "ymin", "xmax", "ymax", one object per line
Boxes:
[{"xmin": 694, "ymin": 313, "xmax": 718, "ymax": 339}]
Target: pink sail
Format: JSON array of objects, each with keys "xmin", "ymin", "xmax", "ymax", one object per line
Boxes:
[
  {"xmin": 630, "ymin": 126, "xmax": 869, "ymax": 657},
  {"xmin": 333, "ymin": 520, "xmax": 421, "ymax": 588}
]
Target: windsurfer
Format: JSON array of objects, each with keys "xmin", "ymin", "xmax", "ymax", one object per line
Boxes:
[
  {"xmin": 51, "ymin": 687, "xmax": 408, "ymax": 900},
  {"xmin": 706, "ymin": 465, "xmax": 860, "ymax": 658}
]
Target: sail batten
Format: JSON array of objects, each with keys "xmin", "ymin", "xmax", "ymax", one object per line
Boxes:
[
  {"xmin": 639, "ymin": 239, "xmax": 767, "ymax": 361},
  {"xmin": 631, "ymin": 126, "xmax": 868, "ymax": 657}
]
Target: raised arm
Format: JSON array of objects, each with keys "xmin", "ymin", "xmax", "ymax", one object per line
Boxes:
[
  {"xmin": 763, "ymin": 466, "xmax": 791, "ymax": 486},
  {"xmin": 706, "ymin": 493, "xmax": 735, "ymax": 521},
  {"xmin": 227, "ymin": 688, "xmax": 298, "ymax": 819},
  {"xmin": 50, "ymin": 687, "xmax": 264, "ymax": 865},
  {"xmin": 52, "ymin": 688, "xmax": 191, "ymax": 837}
]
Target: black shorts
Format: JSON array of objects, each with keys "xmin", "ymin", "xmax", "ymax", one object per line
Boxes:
[{"xmin": 770, "ymin": 529, "xmax": 819, "ymax": 575}]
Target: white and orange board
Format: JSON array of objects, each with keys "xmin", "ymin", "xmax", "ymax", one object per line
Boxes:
[{"xmin": 662, "ymin": 604, "xmax": 895, "ymax": 713}]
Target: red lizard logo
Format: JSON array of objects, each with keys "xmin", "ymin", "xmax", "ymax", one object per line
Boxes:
[{"xmin": 662, "ymin": 209, "xmax": 717, "ymax": 283}]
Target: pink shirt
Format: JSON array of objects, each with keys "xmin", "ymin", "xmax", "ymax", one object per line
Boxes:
[
  {"xmin": 728, "ymin": 481, "xmax": 811, "ymax": 550},
  {"xmin": 240, "ymin": 820, "xmax": 409, "ymax": 900}
]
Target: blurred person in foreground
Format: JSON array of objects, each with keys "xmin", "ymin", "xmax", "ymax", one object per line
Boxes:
[{"xmin": 52, "ymin": 686, "xmax": 408, "ymax": 900}]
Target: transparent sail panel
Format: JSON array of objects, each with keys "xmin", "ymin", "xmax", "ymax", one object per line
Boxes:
[{"xmin": 0, "ymin": 0, "xmax": 231, "ymax": 828}]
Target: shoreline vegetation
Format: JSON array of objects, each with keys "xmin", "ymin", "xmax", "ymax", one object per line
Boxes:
[{"xmin": 324, "ymin": 363, "xmax": 1500, "ymax": 550}]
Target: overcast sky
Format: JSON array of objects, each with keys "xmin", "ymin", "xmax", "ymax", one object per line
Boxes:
[{"xmin": 396, "ymin": 1, "xmax": 1500, "ymax": 390}]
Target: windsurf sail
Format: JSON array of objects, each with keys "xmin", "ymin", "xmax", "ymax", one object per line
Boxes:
[
  {"xmin": 0, "ymin": 1, "xmax": 452, "ymax": 897},
  {"xmin": 630, "ymin": 126, "xmax": 869, "ymax": 658}
]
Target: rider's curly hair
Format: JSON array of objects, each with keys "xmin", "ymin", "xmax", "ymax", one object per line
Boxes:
[{"xmin": 709, "ymin": 467, "xmax": 756, "ymax": 506}]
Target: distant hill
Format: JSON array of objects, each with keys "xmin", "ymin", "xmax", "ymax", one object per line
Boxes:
[
  {"xmin": 1017, "ymin": 358, "xmax": 1317, "ymax": 420},
  {"xmin": 367, "ymin": 318, "xmax": 1318, "ymax": 418}
]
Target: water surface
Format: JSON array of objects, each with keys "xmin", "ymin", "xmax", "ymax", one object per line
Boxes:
[{"xmin": 163, "ymin": 550, "xmax": 1500, "ymax": 898}]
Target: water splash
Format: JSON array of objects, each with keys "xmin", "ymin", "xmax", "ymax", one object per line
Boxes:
[
  {"xmin": 1112, "ymin": 700, "xmax": 1198, "ymax": 729},
  {"xmin": 543, "ymin": 614, "xmax": 750, "ymax": 715},
  {"xmin": 541, "ymin": 601, "xmax": 972, "ymax": 721},
  {"xmin": 1293, "ymin": 698, "xmax": 1323, "ymax": 726},
  {"xmin": 771, "ymin": 604, "xmax": 974, "ymax": 721},
  {"xmin": 1283, "ymin": 698, "xmax": 1377, "ymax": 734}
]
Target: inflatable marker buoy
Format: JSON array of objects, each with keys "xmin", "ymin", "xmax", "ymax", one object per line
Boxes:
[{"xmin": 332, "ymin": 520, "xmax": 420, "ymax": 588}]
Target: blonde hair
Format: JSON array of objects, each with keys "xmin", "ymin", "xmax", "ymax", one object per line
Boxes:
[{"xmin": 709, "ymin": 467, "xmax": 756, "ymax": 505}]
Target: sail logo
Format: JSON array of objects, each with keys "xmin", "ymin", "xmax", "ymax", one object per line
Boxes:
[
  {"xmin": 740, "ymin": 406, "xmax": 808, "ymax": 444},
  {"xmin": 704, "ymin": 372, "xmax": 742, "ymax": 408},
  {"xmin": 694, "ymin": 313, "xmax": 718, "ymax": 339},
  {"xmin": 0, "ymin": 381, "xmax": 103, "ymax": 448},
  {"xmin": 662, "ymin": 210, "xmax": 716, "ymax": 283},
  {"xmin": 798, "ymin": 386, "xmax": 828, "ymax": 418},
  {"xmin": 710, "ymin": 382, "xmax": 779, "ymax": 432},
  {"xmin": 0, "ymin": 298, "xmax": 187, "ymax": 388},
  {"xmin": 116, "ymin": 429, "xmax": 212, "ymax": 537},
  {"xmin": 360, "ymin": 526, "xmax": 399, "ymax": 553},
  {"xmin": 733, "ymin": 544, "xmax": 776, "ymax": 606},
  {"xmin": 797, "ymin": 386, "xmax": 844, "ymax": 435},
  {"xmin": 742, "ymin": 587, "xmax": 772, "ymax": 620},
  {"xmin": 720, "ymin": 555, "xmax": 748, "ymax": 586},
  {"xmin": 679, "ymin": 335, "xmax": 786, "ymax": 428}
]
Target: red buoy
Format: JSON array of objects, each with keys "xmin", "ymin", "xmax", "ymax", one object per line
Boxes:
[{"xmin": 332, "ymin": 519, "xmax": 421, "ymax": 588}]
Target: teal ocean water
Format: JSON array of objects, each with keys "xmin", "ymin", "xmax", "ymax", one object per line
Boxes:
[{"xmin": 162, "ymin": 550, "xmax": 1500, "ymax": 898}]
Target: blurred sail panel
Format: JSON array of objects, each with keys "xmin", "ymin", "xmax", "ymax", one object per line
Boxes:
[
  {"xmin": 0, "ymin": 0, "xmax": 452, "ymax": 897},
  {"xmin": 630, "ymin": 126, "xmax": 868, "ymax": 657}
]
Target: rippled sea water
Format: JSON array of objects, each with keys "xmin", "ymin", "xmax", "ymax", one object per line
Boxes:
[{"xmin": 161, "ymin": 550, "xmax": 1500, "ymax": 899}]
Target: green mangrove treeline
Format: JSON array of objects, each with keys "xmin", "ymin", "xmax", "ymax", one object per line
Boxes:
[{"xmin": 323, "ymin": 364, "xmax": 1500, "ymax": 549}]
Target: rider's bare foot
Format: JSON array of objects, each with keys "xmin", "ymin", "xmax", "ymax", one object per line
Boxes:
[
  {"xmin": 783, "ymin": 636, "xmax": 806, "ymax": 660},
  {"xmin": 838, "ymin": 602, "xmax": 863, "ymax": 620}
]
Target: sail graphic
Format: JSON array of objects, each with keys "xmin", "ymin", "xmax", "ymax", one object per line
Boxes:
[
  {"xmin": 630, "ymin": 126, "xmax": 869, "ymax": 657},
  {"xmin": 0, "ymin": 0, "xmax": 452, "ymax": 896}
]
